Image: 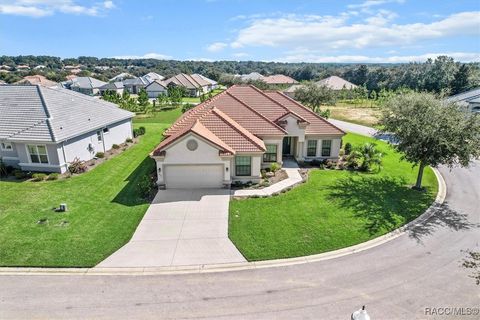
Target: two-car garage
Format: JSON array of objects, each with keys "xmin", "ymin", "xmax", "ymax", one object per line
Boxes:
[{"xmin": 163, "ymin": 164, "xmax": 224, "ymax": 189}]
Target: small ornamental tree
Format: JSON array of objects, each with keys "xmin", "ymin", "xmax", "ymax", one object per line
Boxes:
[
  {"xmin": 381, "ymin": 92, "xmax": 480, "ymax": 189},
  {"xmin": 294, "ymin": 83, "xmax": 335, "ymax": 118}
]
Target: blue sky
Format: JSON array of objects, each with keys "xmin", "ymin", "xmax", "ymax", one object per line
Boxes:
[{"xmin": 1, "ymin": 0, "xmax": 479, "ymax": 63}]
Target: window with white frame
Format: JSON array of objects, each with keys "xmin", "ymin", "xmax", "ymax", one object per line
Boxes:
[
  {"xmin": 263, "ymin": 144, "xmax": 277, "ymax": 162},
  {"xmin": 97, "ymin": 131, "xmax": 102, "ymax": 142},
  {"xmin": 307, "ymin": 140, "xmax": 317, "ymax": 157},
  {"xmin": 235, "ymin": 156, "xmax": 251, "ymax": 176},
  {"xmin": 1, "ymin": 142, "xmax": 12, "ymax": 151},
  {"xmin": 321, "ymin": 140, "xmax": 332, "ymax": 157},
  {"xmin": 27, "ymin": 145, "xmax": 49, "ymax": 164}
]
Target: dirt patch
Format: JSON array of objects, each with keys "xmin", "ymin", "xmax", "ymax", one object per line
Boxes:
[{"xmin": 327, "ymin": 105, "xmax": 381, "ymax": 127}]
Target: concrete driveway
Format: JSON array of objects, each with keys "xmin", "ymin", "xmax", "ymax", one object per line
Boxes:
[{"xmin": 97, "ymin": 189, "xmax": 246, "ymax": 268}]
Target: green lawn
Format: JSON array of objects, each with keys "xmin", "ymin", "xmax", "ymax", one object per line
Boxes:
[
  {"xmin": 181, "ymin": 89, "xmax": 225, "ymax": 104},
  {"xmin": 229, "ymin": 133, "xmax": 438, "ymax": 261},
  {"xmin": 0, "ymin": 122, "xmax": 169, "ymax": 267},
  {"xmin": 133, "ymin": 108, "xmax": 183, "ymax": 124}
]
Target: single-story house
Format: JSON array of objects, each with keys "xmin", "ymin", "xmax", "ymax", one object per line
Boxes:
[
  {"xmin": 316, "ymin": 76, "xmax": 358, "ymax": 90},
  {"xmin": 123, "ymin": 77, "xmax": 149, "ymax": 94},
  {"xmin": 99, "ymin": 81, "xmax": 124, "ymax": 95},
  {"xmin": 141, "ymin": 72, "xmax": 164, "ymax": 83},
  {"xmin": 110, "ymin": 72, "xmax": 135, "ymax": 82},
  {"xmin": 63, "ymin": 77, "xmax": 107, "ymax": 96},
  {"xmin": 262, "ymin": 74, "xmax": 298, "ymax": 85},
  {"xmin": 14, "ymin": 75, "xmax": 58, "ymax": 88},
  {"xmin": 284, "ymin": 76, "xmax": 357, "ymax": 99},
  {"xmin": 150, "ymin": 85, "xmax": 345, "ymax": 189},
  {"xmin": 235, "ymin": 72, "xmax": 265, "ymax": 82},
  {"xmin": 193, "ymin": 73, "xmax": 218, "ymax": 90},
  {"xmin": 164, "ymin": 73, "xmax": 213, "ymax": 97},
  {"xmin": 0, "ymin": 85, "xmax": 134, "ymax": 173},
  {"xmin": 446, "ymin": 88, "xmax": 480, "ymax": 113},
  {"xmin": 145, "ymin": 80, "xmax": 168, "ymax": 98}
]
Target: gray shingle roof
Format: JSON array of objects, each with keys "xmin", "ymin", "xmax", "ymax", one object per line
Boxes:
[
  {"xmin": 100, "ymin": 81, "xmax": 124, "ymax": 90},
  {"xmin": 68, "ymin": 77, "xmax": 107, "ymax": 90},
  {"xmin": 446, "ymin": 88, "xmax": 480, "ymax": 105},
  {"xmin": 0, "ymin": 85, "xmax": 134, "ymax": 142}
]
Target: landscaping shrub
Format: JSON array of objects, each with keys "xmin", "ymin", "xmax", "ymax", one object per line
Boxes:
[
  {"xmin": 95, "ymin": 152, "xmax": 105, "ymax": 158},
  {"xmin": 339, "ymin": 149, "xmax": 345, "ymax": 157},
  {"xmin": 270, "ymin": 163, "xmax": 280, "ymax": 172},
  {"xmin": 32, "ymin": 173, "xmax": 47, "ymax": 182},
  {"xmin": 0, "ymin": 158, "xmax": 7, "ymax": 177},
  {"xmin": 68, "ymin": 157, "xmax": 88, "ymax": 174},
  {"xmin": 112, "ymin": 144, "xmax": 120, "ymax": 150},
  {"xmin": 138, "ymin": 174, "xmax": 155, "ymax": 199},
  {"xmin": 138, "ymin": 126, "xmax": 146, "ymax": 135},
  {"xmin": 344, "ymin": 142, "xmax": 352, "ymax": 155},
  {"xmin": 13, "ymin": 170, "xmax": 26, "ymax": 180},
  {"xmin": 126, "ymin": 138, "xmax": 133, "ymax": 143},
  {"xmin": 46, "ymin": 173, "xmax": 59, "ymax": 181},
  {"xmin": 310, "ymin": 159, "xmax": 322, "ymax": 167},
  {"xmin": 133, "ymin": 128, "xmax": 140, "ymax": 137}
]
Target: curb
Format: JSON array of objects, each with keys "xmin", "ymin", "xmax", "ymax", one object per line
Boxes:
[{"xmin": 0, "ymin": 168, "xmax": 446, "ymax": 276}]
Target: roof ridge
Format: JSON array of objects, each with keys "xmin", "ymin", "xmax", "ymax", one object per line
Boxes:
[
  {"xmin": 273, "ymin": 91, "xmax": 346, "ymax": 134},
  {"xmin": 247, "ymin": 85, "xmax": 308, "ymax": 122},
  {"xmin": 36, "ymin": 85, "xmax": 57, "ymax": 141},
  {"xmin": 190, "ymin": 120, "xmax": 235, "ymax": 154},
  {"xmin": 210, "ymin": 107, "xmax": 265, "ymax": 151},
  {"xmin": 224, "ymin": 91, "xmax": 287, "ymax": 134}
]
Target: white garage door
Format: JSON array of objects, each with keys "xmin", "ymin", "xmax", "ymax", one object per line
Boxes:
[{"xmin": 165, "ymin": 164, "xmax": 224, "ymax": 189}]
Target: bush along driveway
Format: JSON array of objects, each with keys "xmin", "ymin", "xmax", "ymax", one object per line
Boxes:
[
  {"xmin": 229, "ymin": 133, "xmax": 438, "ymax": 261},
  {"xmin": 0, "ymin": 123, "xmax": 169, "ymax": 267}
]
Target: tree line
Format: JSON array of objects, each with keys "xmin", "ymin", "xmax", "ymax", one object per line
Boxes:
[{"xmin": 1, "ymin": 55, "xmax": 478, "ymax": 95}]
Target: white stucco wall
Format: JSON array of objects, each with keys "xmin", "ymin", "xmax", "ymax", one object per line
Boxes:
[
  {"xmin": 102, "ymin": 119, "xmax": 133, "ymax": 151},
  {"xmin": 154, "ymin": 133, "xmax": 230, "ymax": 185},
  {"xmin": 303, "ymin": 136, "xmax": 343, "ymax": 160},
  {"xmin": 260, "ymin": 137, "xmax": 283, "ymax": 167},
  {"xmin": 283, "ymin": 116, "xmax": 305, "ymax": 142}
]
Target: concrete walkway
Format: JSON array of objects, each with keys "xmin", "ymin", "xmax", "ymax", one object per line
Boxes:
[
  {"xmin": 232, "ymin": 159, "xmax": 303, "ymax": 197},
  {"xmin": 97, "ymin": 189, "xmax": 246, "ymax": 268}
]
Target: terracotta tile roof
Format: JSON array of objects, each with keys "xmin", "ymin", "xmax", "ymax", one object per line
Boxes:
[
  {"xmin": 264, "ymin": 91, "xmax": 345, "ymax": 136},
  {"xmin": 316, "ymin": 76, "xmax": 357, "ymax": 90},
  {"xmin": 15, "ymin": 75, "xmax": 58, "ymax": 87},
  {"xmin": 154, "ymin": 85, "xmax": 344, "ymax": 157},
  {"xmin": 262, "ymin": 74, "xmax": 298, "ymax": 85}
]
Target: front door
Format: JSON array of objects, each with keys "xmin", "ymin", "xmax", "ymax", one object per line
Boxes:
[{"xmin": 282, "ymin": 137, "xmax": 291, "ymax": 155}]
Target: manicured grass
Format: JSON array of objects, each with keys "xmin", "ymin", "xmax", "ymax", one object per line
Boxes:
[
  {"xmin": 181, "ymin": 89, "xmax": 225, "ymax": 104},
  {"xmin": 133, "ymin": 108, "xmax": 183, "ymax": 124},
  {"xmin": 229, "ymin": 133, "xmax": 438, "ymax": 261},
  {"xmin": 0, "ymin": 123, "xmax": 169, "ymax": 267}
]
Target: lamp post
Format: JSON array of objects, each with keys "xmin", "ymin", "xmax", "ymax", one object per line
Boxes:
[{"xmin": 351, "ymin": 305, "xmax": 370, "ymax": 320}]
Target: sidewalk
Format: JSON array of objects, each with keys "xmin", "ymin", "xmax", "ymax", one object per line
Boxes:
[{"xmin": 232, "ymin": 159, "xmax": 303, "ymax": 197}]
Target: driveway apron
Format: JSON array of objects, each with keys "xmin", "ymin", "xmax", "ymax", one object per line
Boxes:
[{"xmin": 97, "ymin": 189, "xmax": 246, "ymax": 268}]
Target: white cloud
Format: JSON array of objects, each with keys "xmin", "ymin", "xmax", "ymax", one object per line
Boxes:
[
  {"xmin": 112, "ymin": 53, "xmax": 172, "ymax": 60},
  {"xmin": 230, "ymin": 11, "xmax": 480, "ymax": 51},
  {"xmin": 206, "ymin": 42, "xmax": 227, "ymax": 52},
  {"xmin": 0, "ymin": 0, "xmax": 115, "ymax": 17},
  {"xmin": 347, "ymin": 0, "xmax": 405, "ymax": 10},
  {"xmin": 276, "ymin": 52, "xmax": 480, "ymax": 63}
]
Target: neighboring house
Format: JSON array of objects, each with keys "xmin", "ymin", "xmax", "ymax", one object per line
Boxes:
[
  {"xmin": 193, "ymin": 73, "xmax": 218, "ymax": 90},
  {"xmin": 123, "ymin": 77, "xmax": 149, "ymax": 94},
  {"xmin": 16, "ymin": 65, "xmax": 30, "ymax": 70},
  {"xmin": 0, "ymin": 85, "xmax": 134, "ymax": 173},
  {"xmin": 99, "ymin": 81, "xmax": 124, "ymax": 95},
  {"xmin": 145, "ymin": 80, "xmax": 168, "ymax": 98},
  {"xmin": 110, "ymin": 72, "xmax": 135, "ymax": 82},
  {"xmin": 284, "ymin": 76, "xmax": 357, "ymax": 99},
  {"xmin": 263, "ymin": 74, "xmax": 298, "ymax": 85},
  {"xmin": 0, "ymin": 65, "xmax": 12, "ymax": 71},
  {"xmin": 141, "ymin": 72, "xmax": 164, "ymax": 83},
  {"xmin": 63, "ymin": 77, "xmax": 107, "ymax": 96},
  {"xmin": 33, "ymin": 65, "xmax": 46, "ymax": 70},
  {"xmin": 150, "ymin": 85, "xmax": 345, "ymax": 189},
  {"xmin": 164, "ymin": 73, "xmax": 211, "ymax": 97},
  {"xmin": 316, "ymin": 76, "xmax": 357, "ymax": 90},
  {"xmin": 14, "ymin": 75, "xmax": 58, "ymax": 87},
  {"xmin": 446, "ymin": 88, "xmax": 480, "ymax": 113},
  {"xmin": 0, "ymin": 80, "xmax": 6, "ymax": 85},
  {"xmin": 236, "ymin": 72, "xmax": 265, "ymax": 82}
]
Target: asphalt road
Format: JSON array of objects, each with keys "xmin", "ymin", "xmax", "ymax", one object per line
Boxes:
[{"xmin": 1, "ymin": 122, "xmax": 479, "ymax": 320}]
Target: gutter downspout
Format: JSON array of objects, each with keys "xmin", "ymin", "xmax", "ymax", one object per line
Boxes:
[{"xmin": 61, "ymin": 141, "xmax": 68, "ymax": 172}]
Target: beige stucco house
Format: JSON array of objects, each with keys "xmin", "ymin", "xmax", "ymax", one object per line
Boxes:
[{"xmin": 151, "ymin": 85, "xmax": 345, "ymax": 189}]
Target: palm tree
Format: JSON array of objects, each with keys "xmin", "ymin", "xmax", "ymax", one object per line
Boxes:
[{"xmin": 345, "ymin": 143, "xmax": 383, "ymax": 172}]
